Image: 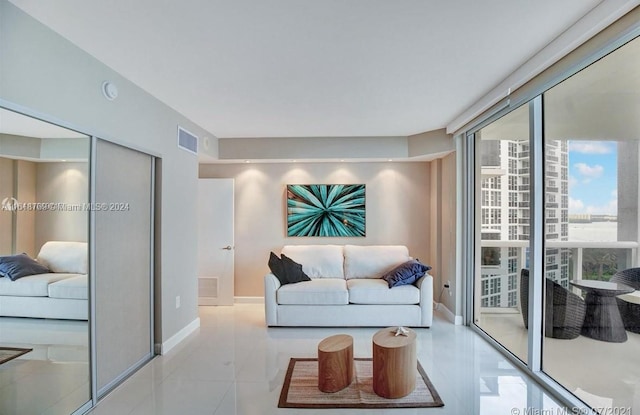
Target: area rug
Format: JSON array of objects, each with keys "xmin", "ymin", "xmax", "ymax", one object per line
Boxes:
[
  {"xmin": 278, "ymin": 358, "xmax": 444, "ymax": 409},
  {"xmin": 0, "ymin": 347, "xmax": 32, "ymax": 365}
]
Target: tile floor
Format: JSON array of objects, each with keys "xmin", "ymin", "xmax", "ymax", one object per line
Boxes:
[
  {"xmin": 0, "ymin": 317, "xmax": 90, "ymax": 415},
  {"xmin": 480, "ymin": 312, "xmax": 640, "ymax": 412},
  {"xmin": 87, "ymin": 304, "xmax": 571, "ymax": 415}
]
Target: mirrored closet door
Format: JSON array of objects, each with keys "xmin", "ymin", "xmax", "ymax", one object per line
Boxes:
[{"xmin": 0, "ymin": 107, "xmax": 91, "ymax": 415}]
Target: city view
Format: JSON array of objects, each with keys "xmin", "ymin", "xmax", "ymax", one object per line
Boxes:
[{"xmin": 479, "ymin": 136, "xmax": 631, "ymax": 308}]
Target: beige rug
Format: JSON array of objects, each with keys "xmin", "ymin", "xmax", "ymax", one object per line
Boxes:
[
  {"xmin": 278, "ymin": 358, "xmax": 444, "ymax": 409},
  {"xmin": 0, "ymin": 347, "xmax": 32, "ymax": 365}
]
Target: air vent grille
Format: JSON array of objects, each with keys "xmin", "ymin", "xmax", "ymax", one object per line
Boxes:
[
  {"xmin": 178, "ymin": 126, "xmax": 198, "ymax": 154},
  {"xmin": 198, "ymin": 277, "xmax": 218, "ymax": 298}
]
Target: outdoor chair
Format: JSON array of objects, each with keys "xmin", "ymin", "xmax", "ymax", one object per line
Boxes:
[
  {"xmin": 520, "ymin": 269, "xmax": 586, "ymax": 339},
  {"xmin": 611, "ymin": 267, "xmax": 640, "ymax": 334}
]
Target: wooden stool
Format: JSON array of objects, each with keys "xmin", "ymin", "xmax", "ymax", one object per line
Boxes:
[
  {"xmin": 317, "ymin": 334, "xmax": 354, "ymax": 392},
  {"xmin": 372, "ymin": 327, "xmax": 417, "ymax": 398}
]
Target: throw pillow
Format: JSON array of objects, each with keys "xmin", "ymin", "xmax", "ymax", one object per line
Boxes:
[
  {"xmin": 0, "ymin": 253, "xmax": 51, "ymax": 281},
  {"xmin": 268, "ymin": 252, "xmax": 288, "ymax": 285},
  {"xmin": 281, "ymin": 254, "xmax": 311, "ymax": 283},
  {"xmin": 381, "ymin": 259, "xmax": 431, "ymax": 288}
]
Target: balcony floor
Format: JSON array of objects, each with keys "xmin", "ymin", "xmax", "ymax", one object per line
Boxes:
[{"xmin": 479, "ymin": 312, "xmax": 640, "ymax": 411}]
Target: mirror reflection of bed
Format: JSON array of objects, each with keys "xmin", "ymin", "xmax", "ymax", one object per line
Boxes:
[{"xmin": 0, "ymin": 108, "xmax": 90, "ymax": 415}]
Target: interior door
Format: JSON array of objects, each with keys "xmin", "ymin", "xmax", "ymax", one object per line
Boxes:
[{"xmin": 198, "ymin": 179, "xmax": 234, "ymax": 306}]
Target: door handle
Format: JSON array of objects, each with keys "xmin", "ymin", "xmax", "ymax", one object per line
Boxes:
[{"xmin": 222, "ymin": 246, "xmax": 233, "ymax": 250}]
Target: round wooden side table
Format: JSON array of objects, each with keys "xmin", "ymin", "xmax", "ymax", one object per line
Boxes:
[
  {"xmin": 372, "ymin": 327, "xmax": 417, "ymax": 398},
  {"xmin": 317, "ymin": 334, "xmax": 354, "ymax": 392}
]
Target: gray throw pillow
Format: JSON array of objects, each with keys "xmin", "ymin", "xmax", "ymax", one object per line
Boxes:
[{"xmin": 0, "ymin": 253, "xmax": 51, "ymax": 281}]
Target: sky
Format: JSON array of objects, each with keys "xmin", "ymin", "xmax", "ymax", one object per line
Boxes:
[{"xmin": 567, "ymin": 140, "xmax": 617, "ymax": 216}]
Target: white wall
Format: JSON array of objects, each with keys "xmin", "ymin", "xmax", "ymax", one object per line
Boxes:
[
  {"xmin": 0, "ymin": 1, "xmax": 211, "ymax": 343},
  {"xmin": 199, "ymin": 161, "xmax": 432, "ymax": 297},
  {"xmin": 35, "ymin": 162, "xmax": 88, "ymax": 250},
  {"xmin": 0, "ymin": 158, "xmax": 13, "ymax": 254},
  {"xmin": 439, "ymin": 153, "xmax": 457, "ymax": 316},
  {"xmin": 15, "ymin": 160, "xmax": 36, "ymax": 256}
]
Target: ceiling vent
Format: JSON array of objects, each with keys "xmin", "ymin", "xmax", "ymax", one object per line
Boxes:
[{"xmin": 177, "ymin": 126, "xmax": 198, "ymax": 155}]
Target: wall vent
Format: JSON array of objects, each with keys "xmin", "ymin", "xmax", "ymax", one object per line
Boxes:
[
  {"xmin": 198, "ymin": 277, "xmax": 219, "ymax": 305},
  {"xmin": 177, "ymin": 126, "xmax": 198, "ymax": 155}
]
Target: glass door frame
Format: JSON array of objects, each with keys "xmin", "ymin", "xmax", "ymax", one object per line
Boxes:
[{"xmin": 460, "ymin": 21, "xmax": 640, "ymax": 411}]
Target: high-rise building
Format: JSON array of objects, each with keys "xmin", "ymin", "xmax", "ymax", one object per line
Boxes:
[{"xmin": 479, "ymin": 139, "xmax": 570, "ymax": 308}]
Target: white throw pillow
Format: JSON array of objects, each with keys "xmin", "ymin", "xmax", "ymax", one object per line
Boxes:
[
  {"xmin": 37, "ymin": 241, "xmax": 88, "ymax": 274},
  {"xmin": 281, "ymin": 245, "xmax": 344, "ymax": 279},
  {"xmin": 344, "ymin": 245, "xmax": 410, "ymax": 279}
]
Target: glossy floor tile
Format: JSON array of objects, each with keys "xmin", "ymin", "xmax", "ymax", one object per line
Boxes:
[
  {"xmin": 0, "ymin": 317, "xmax": 90, "ymax": 415},
  {"xmin": 89, "ymin": 304, "xmax": 571, "ymax": 415}
]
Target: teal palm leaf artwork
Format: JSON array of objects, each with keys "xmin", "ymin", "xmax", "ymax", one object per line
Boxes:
[{"xmin": 287, "ymin": 184, "xmax": 366, "ymax": 237}]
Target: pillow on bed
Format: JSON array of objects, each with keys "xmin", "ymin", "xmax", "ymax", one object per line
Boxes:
[
  {"xmin": 381, "ymin": 259, "xmax": 431, "ymax": 288},
  {"xmin": 0, "ymin": 253, "xmax": 51, "ymax": 281}
]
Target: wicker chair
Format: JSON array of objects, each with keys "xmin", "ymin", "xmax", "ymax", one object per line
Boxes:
[
  {"xmin": 611, "ymin": 268, "xmax": 640, "ymax": 334},
  {"xmin": 520, "ymin": 269, "xmax": 586, "ymax": 339}
]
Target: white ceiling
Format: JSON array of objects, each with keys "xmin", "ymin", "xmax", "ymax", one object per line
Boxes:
[
  {"xmin": 9, "ymin": 0, "xmax": 603, "ymax": 138},
  {"xmin": 0, "ymin": 108, "xmax": 88, "ymax": 139}
]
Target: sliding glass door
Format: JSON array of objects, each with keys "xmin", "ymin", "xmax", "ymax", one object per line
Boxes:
[
  {"xmin": 473, "ymin": 104, "xmax": 531, "ymax": 364},
  {"xmin": 540, "ymin": 35, "xmax": 640, "ymax": 410},
  {"xmin": 469, "ymin": 34, "xmax": 640, "ymax": 412}
]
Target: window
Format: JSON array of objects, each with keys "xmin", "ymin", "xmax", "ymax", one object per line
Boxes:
[{"xmin": 482, "ymin": 247, "xmax": 501, "ymax": 266}]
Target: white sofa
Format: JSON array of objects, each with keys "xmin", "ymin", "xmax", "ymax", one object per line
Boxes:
[
  {"xmin": 0, "ymin": 241, "xmax": 88, "ymax": 320},
  {"xmin": 264, "ymin": 245, "xmax": 433, "ymax": 327}
]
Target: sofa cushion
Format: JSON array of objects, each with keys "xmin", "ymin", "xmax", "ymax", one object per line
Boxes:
[
  {"xmin": 277, "ymin": 279, "xmax": 348, "ymax": 305},
  {"xmin": 381, "ymin": 259, "xmax": 431, "ymax": 288},
  {"xmin": 48, "ymin": 275, "xmax": 88, "ymax": 300},
  {"xmin": 343, "ymin": 245, "xmax": 410, "ymax": 279},
  {"xmin": 37, "ymin": 241, "xmax": 88, "ymax": 274},
  {"xmin": 0, "ymin": 273, "xmax": 79, "ymax": 297},
  {"xmin": 281, "ymin": 245, "xmax": 344, "ymax": 279},
  {"xmin": 0, "ymin": 253, "xmax": 51, "ymax": 281},
  {"xmin": 347, "ymin": 279, "xmax": 420, "ymax": 304}
]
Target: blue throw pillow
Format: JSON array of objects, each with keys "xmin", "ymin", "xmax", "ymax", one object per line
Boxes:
[
  {"xmin": 0, "ymin": 253, "xmax": 51, "ymax": 281},
  {"xmin": 381, "ymin": 259, "xmax": 431, "ymax": 288}
]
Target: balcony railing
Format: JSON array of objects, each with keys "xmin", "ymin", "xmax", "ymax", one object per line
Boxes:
[{"xmin": 478, "ymin": 240, "xmax": 639, "ymax": 312}]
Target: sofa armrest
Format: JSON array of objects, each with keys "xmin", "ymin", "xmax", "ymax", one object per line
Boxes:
[
  {"xmin": 264, "ymin": 273, "xmax": 281, "ymax": 326},
  {"xmin": 416, "ymin": 273, "xmax": 434, "ymax": 327}
]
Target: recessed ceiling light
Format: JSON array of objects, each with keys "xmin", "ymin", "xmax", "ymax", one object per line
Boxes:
[
  {"xmin": 244, "ymin": 160, "xmax": 250, "ymax": 163},
  {"xmin": 388, "ymin": 159, "xmax": 393, "ymax": 162}
]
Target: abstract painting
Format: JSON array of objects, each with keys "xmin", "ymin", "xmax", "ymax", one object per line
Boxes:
[{"xmin": 287, "ymin": 184, "xmax": 365, "ymax": 237}]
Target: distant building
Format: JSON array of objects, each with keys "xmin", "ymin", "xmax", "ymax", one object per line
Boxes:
[{"xmin": 479, "ymin": 139, "xmax": 570, "ymax": 308}]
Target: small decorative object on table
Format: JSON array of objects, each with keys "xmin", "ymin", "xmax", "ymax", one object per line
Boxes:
[{"xmin": 395, "ymin": 326, "xmax": 410, "ymax": 337}]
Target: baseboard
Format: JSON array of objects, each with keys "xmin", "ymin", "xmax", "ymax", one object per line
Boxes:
[
  {"xmin": 435, "ymin": 303, "xmax": 463, "ymax": 325},
  {"xmin": 159, "ymin": 317, "xmax": 200, "ymax": 355},
  {"xmin": 234, "ymin": 296, "xmax": 264, "ymax": 304}
]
